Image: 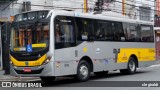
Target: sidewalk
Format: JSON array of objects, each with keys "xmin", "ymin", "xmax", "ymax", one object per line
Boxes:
[
  {"xmin": 0, "ymin": 70, "xmax": 4, "ymax": 76},
  {"xmin": 0, "ymin": 75, "xmax": 40, "ymax": 81}
]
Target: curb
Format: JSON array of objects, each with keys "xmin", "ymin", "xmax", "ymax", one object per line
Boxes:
[
  {"xmin": 0, "ymin": 70, "xmax": 4, "ymax": 75},
  {"xmin": 0, "ymin": 75, "xmax": 40, "ymax": 81}
]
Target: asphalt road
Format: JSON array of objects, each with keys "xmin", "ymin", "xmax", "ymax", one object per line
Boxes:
[{"xmin": 0, "ymin": 64, "xmax": 160, "ymax": 90}]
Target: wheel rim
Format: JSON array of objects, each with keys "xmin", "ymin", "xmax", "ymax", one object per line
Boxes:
[
  {"xmin": 129, "ymin": 60, "xmax": 136, "ymax": 72},
  {"xmin": 79, "ymin": 64, "xmax": 88, "ymax": 78}
]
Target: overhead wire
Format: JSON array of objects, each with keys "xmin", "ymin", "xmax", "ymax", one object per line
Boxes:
[{"xmin": 0, "ymin": 0, "xmax": 157, "ymax": 20}]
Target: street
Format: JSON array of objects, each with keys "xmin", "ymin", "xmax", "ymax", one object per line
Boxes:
[{"xmin": 0, "ymin": 64, "xmax": 160, "ymax": 90}]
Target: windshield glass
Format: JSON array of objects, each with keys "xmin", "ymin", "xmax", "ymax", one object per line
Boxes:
[{"xmin": 10, "ymin": 21, "xmax": 49, "ymax": 52}]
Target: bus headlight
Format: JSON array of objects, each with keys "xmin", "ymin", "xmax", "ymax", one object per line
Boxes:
[
  {"xmin": 10, "ymin": 61, "xmax": 14, "ymax": 65},
  {"xmin": 42, "ymin": 56, "xmax": 52, "ymax": 65}
]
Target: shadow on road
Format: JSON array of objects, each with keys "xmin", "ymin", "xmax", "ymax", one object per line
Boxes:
[{"xmin": 30, "ymin": 70, "xmax": 152, "ymax": 87}]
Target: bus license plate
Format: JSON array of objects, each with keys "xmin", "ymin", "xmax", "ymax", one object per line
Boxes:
[{"xmin": 23, "ymin": 68, "xmax": 31, "ymax": 72}]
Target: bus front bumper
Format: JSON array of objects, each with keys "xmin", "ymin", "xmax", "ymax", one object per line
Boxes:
[{"xmin": 10, "ymin": 61, "xmax": 54, "ymax": 77}]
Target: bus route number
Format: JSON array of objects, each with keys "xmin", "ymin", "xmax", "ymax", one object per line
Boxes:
[{"xmin": 33, "ymin": 62, "xmax": 40, "ymax": 66}]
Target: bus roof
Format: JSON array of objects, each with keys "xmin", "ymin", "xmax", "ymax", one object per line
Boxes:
[
  {"xmin": 16, "ymin": 9, "xmax": 154, "ymax": 26},
  {"xmin": 49, "ymin": 9, "xmax": 154, "ymax": 25},
  {"xmin": 20, "ymin": 9, "xmax": 50, "ymax": 14}
]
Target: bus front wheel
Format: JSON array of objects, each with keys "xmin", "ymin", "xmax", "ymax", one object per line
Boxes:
[
  {"xmin": 76, "ymin": 60, "xmax": 90, "ymax": 82},
  {"xmin": 120, "ymin": 57, "xmax": 137, "ymax": 75},
  {"xmin": 40, "ymin": 76, "xmax": 56, "ymax": 83}
]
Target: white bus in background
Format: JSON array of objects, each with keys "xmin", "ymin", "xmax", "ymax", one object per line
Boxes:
[{"xmin": 10, "ymin": 10, "xmax": 156, "ymax": 83}]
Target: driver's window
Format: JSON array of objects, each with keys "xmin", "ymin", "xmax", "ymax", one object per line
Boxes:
[{"xmin": 55, "ymin": 16, "xmax": 74, "ymax": 43}]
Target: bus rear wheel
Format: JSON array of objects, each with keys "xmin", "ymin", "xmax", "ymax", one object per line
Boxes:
[
  {"xmin": 120, "ymin": 57, "xmax": 137, "ymax": 75},
  {"xmin": 40, "ymin": 76, "xmax": 56, "ymax": 83},
  {"xmin": 76, "ymin": 60, "xmax": 90, "ymax": 82}
]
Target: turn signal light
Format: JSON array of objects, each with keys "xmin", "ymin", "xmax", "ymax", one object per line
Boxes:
[{"xmin": 42, "ymin": 56, "xmax": 52, "ymax": 65}]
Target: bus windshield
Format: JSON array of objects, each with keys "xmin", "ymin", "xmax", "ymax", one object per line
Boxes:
[{"xmin": 10, "ymin": 21, "xmax": 49, "ymax": 52}]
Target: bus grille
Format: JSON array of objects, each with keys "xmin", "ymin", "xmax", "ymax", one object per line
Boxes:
[{"xmin": 14, "ymin": 68, "xmax": 43, "ymax": 74}]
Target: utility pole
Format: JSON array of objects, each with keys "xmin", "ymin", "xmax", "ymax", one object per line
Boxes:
[
  {"xmin": 84, "ymin": 0, "xmax": 88, "ymax": 13},
  {"xmin": 122, "ymin": 0, "xmax": 126, "ymax": 15}
]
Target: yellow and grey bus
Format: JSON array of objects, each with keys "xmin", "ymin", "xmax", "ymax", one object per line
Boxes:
[{"xmin": 10, "ymin": 10, "xmax": 156, "ymax": 82}]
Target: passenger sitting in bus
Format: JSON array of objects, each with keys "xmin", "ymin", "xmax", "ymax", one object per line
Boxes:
[
  {"xmin": 43, "ymin": 25, "xmax": 49, "ymax": 43},
  {"xmin": 55, "ymin": 24, "xmax": 61, "ymax": 42},
  {"xmin": 96, "ymin": 28, "xmax": 104, "ymax": 39}
]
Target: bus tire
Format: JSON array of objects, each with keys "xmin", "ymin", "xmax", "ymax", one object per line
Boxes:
[
  {"xmin": 40, "ymin": 76, "xmax": 56, "ymax": 83},
  {"xmin": 120, "ymin": 57, "xmax": 137, "ymax": 75},
  {"xmin": 94, "ymin": 71, "xmax": 108, "ymax": 76},
  {"xmin": 76, "ymin": 60, "xmax": 90, "ymax": 82}
]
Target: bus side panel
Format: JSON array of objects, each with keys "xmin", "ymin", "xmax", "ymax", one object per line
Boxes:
[
  {"xmin": 53, "ymin": 41, "xmax": 126, "ymax": 76},
  {"xmin": 53, "ymin": 41, "xmax": 155, "ymax": 76},
  {"xmin": 116, "ymin": 43, "xmax": 155, "ymax": 68},
  {"xmin": 117, "ymin": 48, "xmax": 155, "ymax": 63},
  {"xmin": 54, "ymin": 47, "xmax": 78, "ymax": 76}
]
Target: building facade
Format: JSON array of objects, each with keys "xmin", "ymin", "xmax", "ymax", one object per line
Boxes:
[
  {"xmin": 155, "ymin": 0, "xmax": 160, "ymax": 27},
  {"xmin": 0, "ymin": 0, "xmax": 155, "ymax": 22},
  {"xmin": 0, "ymin": 0, "xmax": 54, "ymax": 22},
  {"xmin": 103, "ymin": 0, "xmax": 154, "ymax": 22}
]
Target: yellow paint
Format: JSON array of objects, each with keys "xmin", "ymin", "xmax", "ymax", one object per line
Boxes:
[
  {"xmin": 13, "ymin": 43, "xmax": 46, "ymax": 51},
  {"xmin": 0, "ymin": 17, "xmax": 8, "ymax": 22},
  {"xmin": 32, "ymin": 43, "xmax": 46, "ymax": 48},
  {"xmin": 14, "ymin": 48, "xmax": 20, "ymax": 51},
  {"xmin": 83, "ymin": 47, "xmax": 88, "ymax": 53},
  {"xmin": 10, "ymin": 16, "xmax": 14, "ymax": 22},
  {"xmin": 117, "ymin": 48, "xmax": 155, "ymax": 63},
  {"xmin": 84, "ymin": 0, "xmax": 88, "ymax": 13},
  {"xmin": 10, "ymin": 54, "xmax": 47, "ymax": 66},
  {"xmin": 122, "ymin": 0, "xmax": 126, "ymax": 15}
]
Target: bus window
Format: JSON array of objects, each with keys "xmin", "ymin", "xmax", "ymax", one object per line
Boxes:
[
  {"xmin": 55, "ymin": 24, "xmax": 61, "ymax": 42},
  {"xmin": 27, "ymin": 29, "xmax": 32, "ymax": 44},
  {"xmin": 55, "ymin": 17, "xmax": 74, "ymax": 43},
  {"xmin": 18, "ymin": 28, "xmax": 25, "ymax": 47},
  {"xmin": 140, "ymin": 25, "xmax": 154, "ymax": 42},
  {"xmin": 106, "ymin": 22, "xmax": 125, "ymax": 41},
  {"xmin": 125, "ymin": 24, "xmax": 139, "ymax": 42},
  {"xmin": 60, "ymin": 24, "xmax": 74, "ymax": 42},
  {"xmin": 10, "ymin": 22, "xmax": 49, "ymax": 52},
  {"xmin": 75, "ymin": 18, "xmax": 94, "ymax": 41},
  {"xmin": 35, "ymin": 23, "xmax": 49, "ymax": 44},
  {"xmin": 54, "ymin": 16, "xmax": 75, "ymax": 49},
  {"xmin": 114, "ymin": 22, "xmax": 125, "ymax": 41},
  {"xmin": 94, "ymin": 21, "xmax": 105, "ymax": 41}
]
